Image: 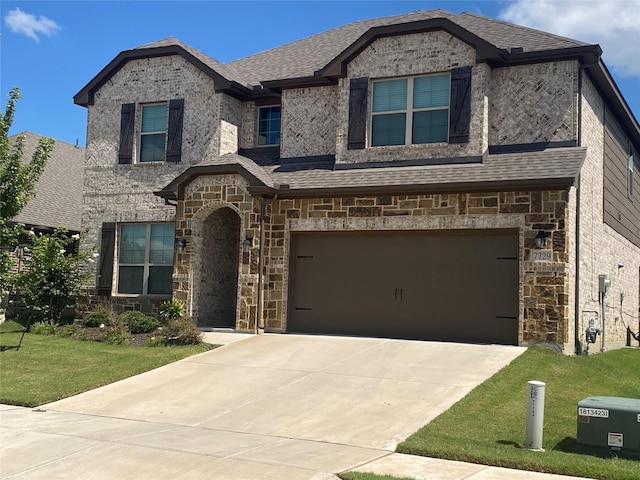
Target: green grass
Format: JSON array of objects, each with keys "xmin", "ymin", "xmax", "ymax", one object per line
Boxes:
[
  {"xmin": 339, "ymin": 474, "xmax": 414, "ymax": 480},
  {"xmin": 394, "ymin": 347, "xmax": 640, "ymax": 480},
  {"xmin": 0, "ymin": 321, "xmax": 211, "ymax": 406}
]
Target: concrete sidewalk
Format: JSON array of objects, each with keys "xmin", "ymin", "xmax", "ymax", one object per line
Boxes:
[{"xmin": 0, "ymin": 333, "xmax": 591, "ymax": 479}]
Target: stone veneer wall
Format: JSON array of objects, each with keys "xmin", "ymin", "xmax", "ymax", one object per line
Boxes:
[
  {"xmin": 174, "ymin": 174, "xmax": 261, "ymax": 330},
  {"xmin": 335, "ymin": 31, "xmax": 488, "ymax": 164},
  {"xmin": 281, "ymin": 86, "xmax": 338, "ymax": 158},
  {"xmin": 489, "ymin": 61, "xmax": 579, "ymax": 146},
  {"xmin": 265, "ymin": 191, "xmax": 570, "ymax": 346},
  {"xmin": 571, "ymin": 74, "xmax": 640, "ymax": 350},
  {"xmin": 175, "ymin": 184, "xmax": 572, "ymax": 346}
]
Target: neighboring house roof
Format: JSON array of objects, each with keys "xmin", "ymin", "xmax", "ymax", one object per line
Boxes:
[
  {"xmin": 10, "ymin": 132, "xmax": 85, "ymax": 232},
  {"xmin": 156, "ymin": 147, "xmax": 587, "ymax": 200}
]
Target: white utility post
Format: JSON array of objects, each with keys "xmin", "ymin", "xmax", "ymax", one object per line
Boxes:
[{"xmin": 524, "ymin": 380, "xmax": 546, "ymax": 451}]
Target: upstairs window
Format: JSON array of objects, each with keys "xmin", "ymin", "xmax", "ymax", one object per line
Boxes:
[
  {"xmin": 371, "ymin": 74, "xmax": 449, "ymax": 147},
  {"xmin": 257, "ymin": 106, "xmax": 281, "ymax": 146},
  {"xmin": 118, "ymin": 99, "xmax": 183, "ymax": 164},
  {"xmin": 140, "ymin": 104, "xmax": 167, "ymax": 162},
  {"xmin": 117, "ymin": 223, "xmax": 174, "ymax": 295}
]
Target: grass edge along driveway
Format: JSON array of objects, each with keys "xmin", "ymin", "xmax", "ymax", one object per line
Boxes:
[
  {"xmin": 389, "ymin": 347, "xmax": 639, "ymax": 480},
  {"xmin": 0, "ymin": 322, "xmax": 212, "ymax": 407}
]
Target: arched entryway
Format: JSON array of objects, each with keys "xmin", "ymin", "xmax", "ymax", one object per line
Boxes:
[{"xmin": 196, "ymin": 207, "xmax": 240, "ymax": 328}]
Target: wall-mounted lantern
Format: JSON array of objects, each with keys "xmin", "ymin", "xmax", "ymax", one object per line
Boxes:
[
  {"xmin": 242, "ymin": 237, "xmax": 253, "ymax": 253},
  {"xmin": 534, "ymin": 230, "xmax": 548, "ymax": 249},
  {"xmin": 175, "ymin": 238, "xmax": 187, "ymax": 254}
]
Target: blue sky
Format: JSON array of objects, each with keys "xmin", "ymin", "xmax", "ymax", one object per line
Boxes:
[{"xmin": 2, "ymin": 0, "xmax": 639, "ymax": 147}]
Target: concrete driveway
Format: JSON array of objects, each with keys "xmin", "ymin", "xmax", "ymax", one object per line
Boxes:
[{"xmin": 1, "ymin": 334, "xmax": 524, "ymax": 479}]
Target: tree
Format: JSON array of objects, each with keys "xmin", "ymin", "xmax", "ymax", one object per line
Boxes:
[
  {"xmin": 15, "ymin": 227, "xmax": 94, "ymax": 326},
  {"xmin": 0, "ymin": 87, "xmax": 54, "ymax": 288}
]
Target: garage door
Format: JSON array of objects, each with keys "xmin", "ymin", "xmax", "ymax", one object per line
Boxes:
[{"xmin": 288, "ymin": 230, "xmax": 519, "ymax": 345}]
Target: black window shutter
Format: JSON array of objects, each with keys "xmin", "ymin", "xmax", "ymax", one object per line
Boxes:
[
  {"xmin": 118, "ymin": 103, "xmax": 135, "ymax": 164},
  {"xmin": 347, "ymin": 77, "xmax": 368, "ymax": 150},
  {"xmin": 166, "ymin": 99, "xmax": 184, "ymax": 162},
  {"xmin": 97, "ymin": 222, "xmax": 116, "ymax": 296},
  {"xmin": 449, "ymin": 66, "xmax": 472, "ymax": 144}
]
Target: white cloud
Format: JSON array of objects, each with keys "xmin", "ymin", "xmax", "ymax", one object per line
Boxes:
[
  {"xmin": 4, "ymin": 7, "xmax": 60, "ymax": 42},
  {"xmin": 499, "ymin": 0, "xmax": 640, "ymax": 77}
]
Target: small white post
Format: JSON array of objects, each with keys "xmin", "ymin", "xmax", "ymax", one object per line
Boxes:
[{"xmin": 524, "ymin": 380, "xmax": 545, "ymax": 451}]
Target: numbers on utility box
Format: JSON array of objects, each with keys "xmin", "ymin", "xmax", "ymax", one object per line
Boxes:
[{"xmin": 578, "ymin": 407, "xmax": 609, "ymax": 418}]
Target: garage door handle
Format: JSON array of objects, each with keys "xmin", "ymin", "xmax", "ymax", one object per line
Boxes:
[
  {"xmin": 400, "ymin": 288, "xmax": 403, "ymax": 300},
  {"xmin": 395, "ymin": 288, "xmax": 398, "ymax": 300}
]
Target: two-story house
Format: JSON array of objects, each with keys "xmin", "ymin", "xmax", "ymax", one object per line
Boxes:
[{"xmin": 74, "ymin": 10, "xmax": 640, "ymax": 353}]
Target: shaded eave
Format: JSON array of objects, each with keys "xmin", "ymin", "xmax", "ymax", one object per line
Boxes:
[
  {"xmin": 74, "ymin": 45, "xmax": 253, "ymax": 106},
  {"xmin": 248, "ymin": 176, "xmax": 579, "ymax": 198}
]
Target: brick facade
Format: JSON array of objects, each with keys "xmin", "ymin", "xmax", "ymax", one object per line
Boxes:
[
  {"xmin": 490, "ymin": 61, "xmax": 579, "ymax": 145},
  {"xmin": 335, "ymin": 31, "xmax": 487, "ymax": 165},
  {"xmin": 78, "ymin": 14, "xmax": 639, "ymax": 352}
]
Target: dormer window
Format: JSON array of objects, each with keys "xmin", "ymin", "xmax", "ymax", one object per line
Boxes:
[
  {"xmin": 140, "ymin": 103, "xmax": 167, "ymax": 162},
  {"xmin": 257, "ymin": 106, "xmax": 281, "ymax": 146},
  {"xmin": 371, "ymin": 74, "xmax": 450, "ymax": 146}
]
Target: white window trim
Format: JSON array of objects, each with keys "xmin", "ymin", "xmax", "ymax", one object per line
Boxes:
[
  {"xmin": 139, "ymin": 102, "xmax": 168, "ymax": 163},
  {"xmin": 256, "ymin": 105, "xmax": 281, "ymax": 146},
  {"xmin": 117, "ymin": 222, "xmax": 174, "ymax": 296},
  {"xmin": 370, "ymin": 73, "xmax": 451, "ymax": 147}
]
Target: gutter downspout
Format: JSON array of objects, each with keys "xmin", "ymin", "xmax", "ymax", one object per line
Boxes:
[
  {"xmin": 256, "ymin": 194, "xmax": 277, "ymax": 334},
  {"xmin": 574, "ymin": 173, "xmax": 582, "ymax": 354},
  {"xmin": 575, "ymin": 62, "xmax": 587, "ymax": 355}
]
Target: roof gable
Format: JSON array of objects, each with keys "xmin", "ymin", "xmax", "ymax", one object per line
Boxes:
[
  {"xmin": 229, "ymin": 9, "xmax": 594, "ymax": 87},
  {"xmin": 74, "ymin": 37, "xmax": 252, "ymax": 106}
]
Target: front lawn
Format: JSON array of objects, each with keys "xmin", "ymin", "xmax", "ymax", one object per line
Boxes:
[
  {"xmin": 0, "ymin": 321, "xmax": 212, "ymax": 406},
  {"xmin": 395, "ymin": 347, "xmax": 640, "ymax": 480}
]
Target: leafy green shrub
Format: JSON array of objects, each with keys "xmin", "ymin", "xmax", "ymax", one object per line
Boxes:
[
  {"xmin": 119, "ymin": 311, "xmax": 160, "ymax": 334},
  {"xmin": 162, "ymin": 318, "xmax": 202, "ymax": 346},
  {"xmin": 30, "ymin": 321, "xmax": 57, "ymax": 335},
  {"xmin": 82, "ymin": 309, "xmax": 109, "ymax": 327},
  {"xmin": 13, "ymin": 227, "xmax": 94, "ymax": 326},
  {"xmin": 158, "ymin": 299, "xmax": 186, "ymax": 322}
]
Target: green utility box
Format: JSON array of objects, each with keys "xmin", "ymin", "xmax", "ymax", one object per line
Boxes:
[{"xmin": 577, "ymin": 396, "xmax": 640, "ymax": 460}]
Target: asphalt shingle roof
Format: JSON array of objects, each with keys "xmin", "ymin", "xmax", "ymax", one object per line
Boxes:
[
  {"xmin": 129, "ymin": 9, "xmax": 589, "ymax": 89},
  {"xmin": 158, "ymin": 147, "xmax": 586, "ymax": 200},
  {"xmin": 262, "ymin": 147, "xmax": 587, "ymax": 194},
  {"xmin": 226, "ymin": 9, "xmax": 588, "ymax": 86},
  {"xmin": 10, "ymin": 132, "xmax": 85, "ymax": 232}
]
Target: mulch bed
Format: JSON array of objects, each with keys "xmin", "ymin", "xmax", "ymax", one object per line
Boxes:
[{"xmin": 58, "ymin": 325, "xmax": 154, "ymax": 347}]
